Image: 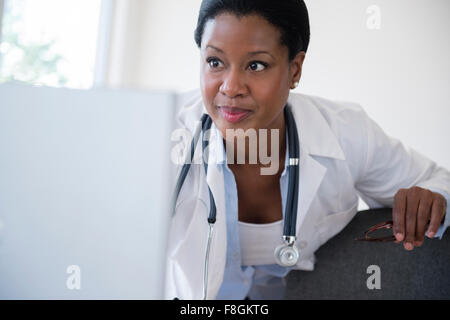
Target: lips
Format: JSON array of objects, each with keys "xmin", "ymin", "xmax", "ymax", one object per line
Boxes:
[{"xmin": 218, "ymin": 106, "xmax": 252, "ymax": 124}]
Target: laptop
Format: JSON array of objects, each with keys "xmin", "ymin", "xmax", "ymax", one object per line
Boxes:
[{"xmin": 0, "ymin": 83, "xmax": 175, "ymax": 299}]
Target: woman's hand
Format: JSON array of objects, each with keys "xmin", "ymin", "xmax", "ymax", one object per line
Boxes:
[{"xmin": 393, "ymin": 186, "xmax": 447, "ymax": 250}]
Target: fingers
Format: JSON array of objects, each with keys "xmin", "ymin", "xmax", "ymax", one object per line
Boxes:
[
  {"xmin": 393, "ymin": 189, "xmax": 407, "ymax": 241},
  {"xmin": 414, "ymin": 190, "xmax": 433, "ymax": 247},
  {"xmin": 426, "ymin": 193, "xmax": 446, "ymax": 238},
  {"xmin": 404, "ymin": 187, "xmax": 420, "ymax": 250},
  {"xmin": 393, "ymin": 187, "xmax": 442, "ymax": 251}
]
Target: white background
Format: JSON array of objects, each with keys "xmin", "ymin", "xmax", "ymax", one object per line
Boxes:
[{"xmin": 125, "ymin": 0, "xmax": 449, "ymax": 173}]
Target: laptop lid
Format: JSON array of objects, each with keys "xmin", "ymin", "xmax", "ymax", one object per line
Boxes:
[{"xmin": 0, "ymin": 83, "xmax": 174, "ymax": 299}]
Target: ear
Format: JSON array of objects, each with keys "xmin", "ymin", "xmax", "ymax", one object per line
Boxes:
[{"xmin": 289, "ymin": 51, "xmax": 306, "ymax": 84}]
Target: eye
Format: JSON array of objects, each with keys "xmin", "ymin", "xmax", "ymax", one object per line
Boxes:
[
  {"xmin": 248, "ymin": 61, "xmax": 268, "ymax": 72},
  {"xmin": 206, "ymin": 57, "xmax": 223, "ymax": 69}
]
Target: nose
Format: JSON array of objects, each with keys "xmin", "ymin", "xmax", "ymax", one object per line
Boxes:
[{"xmin": 219, "ymin": 68, "xmax": 247, "ymax": 98}]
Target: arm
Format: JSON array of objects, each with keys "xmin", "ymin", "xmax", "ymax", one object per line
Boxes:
[{"xmin": 353, "ymin": 109, "xmax": 450, "ymax": 246}]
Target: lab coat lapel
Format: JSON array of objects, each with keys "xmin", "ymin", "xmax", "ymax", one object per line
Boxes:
[
  {"xmin": 295, "ymin": 148, "xmax": 327, "ymax": 230},
  {"xmin": 204, "ymin": 124, "xmax": 227, "ymax": 300},
  {"xmin": 288, "ymin": 93, "xmax": 346, "ymax": 236}
]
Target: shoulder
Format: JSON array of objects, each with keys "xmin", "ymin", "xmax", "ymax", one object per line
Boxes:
[
  {"xmin": 288, "ymin": 92, "xmax": 371, "ymax": 151},
  {"xmin": 288, "ymin": 92, "xmax": 368, "ymax": 127}
]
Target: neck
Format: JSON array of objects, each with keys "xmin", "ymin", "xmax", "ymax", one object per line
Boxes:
[{"xmin": 224, "ymin": 109, "xmax": 286, "ymax": 176}]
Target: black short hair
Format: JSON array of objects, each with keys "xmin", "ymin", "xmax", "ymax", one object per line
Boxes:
[{"xmin": 194, "ymin": 0, "xmax": 310, "ymax": 61}]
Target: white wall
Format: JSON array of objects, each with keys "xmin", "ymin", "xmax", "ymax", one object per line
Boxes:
[
  {"xmin": 110, "ymin": 0, "xmax": 450, "ymax": 174},
  {"xmin": 301, "ymin": 0, "xmax": 450, "ymax": 174},
  {"xmin": 106, "ymin": 0, "xmax": 202, "ymax": 91}
]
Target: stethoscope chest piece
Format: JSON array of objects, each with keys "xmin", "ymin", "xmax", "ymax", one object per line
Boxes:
[
  {"xmin": 274, "ymin": 235, "xmax": 299, "ymax": 267},
  {"xmin": 274, "ymin": 243, "xmax": 299, "ymax": 267}
]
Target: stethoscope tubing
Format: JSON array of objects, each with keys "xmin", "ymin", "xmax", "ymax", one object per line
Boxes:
[
  {"xmin": 172, "ymin": 107, "xmax": 299, "ymax": 229},
  {"xmin": 171, "ymin": 105, "xmax": 300, "ymax": 299},
  {"xmin": 284, "ymin": 106, "xmax": 300, "ymax": 237},
  {"xmin": 201, "ymin": 115, "xmax": 217, "ymax": 224}
]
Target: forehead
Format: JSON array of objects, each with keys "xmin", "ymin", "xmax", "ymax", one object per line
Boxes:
[{"xmin": 201, "ymin": 13, "xmax": 285, "ymax": 56}]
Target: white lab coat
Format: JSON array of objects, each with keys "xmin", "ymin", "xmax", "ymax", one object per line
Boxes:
[{"xmin": 165, "ymin": 89, "xmax": 450, "ymax": 300}]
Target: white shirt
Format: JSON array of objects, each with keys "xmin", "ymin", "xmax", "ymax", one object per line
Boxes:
[
  {"xmin": 215, "ymin": 124, "xmax": 292, "ymax": 300},
  {"xmin": 238, "ymin": 219, "xmax": 284, "ymax": 266}
]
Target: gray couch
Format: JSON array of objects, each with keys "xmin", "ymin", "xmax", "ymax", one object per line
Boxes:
[{"xmin": 285, "ymin": 208, "xmax": 450, "ymax": 299}]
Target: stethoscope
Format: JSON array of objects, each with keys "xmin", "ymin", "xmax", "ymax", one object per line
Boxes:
[{"xmin": 171, "ymin": 104, "xmax": 300, "ymax": 299}]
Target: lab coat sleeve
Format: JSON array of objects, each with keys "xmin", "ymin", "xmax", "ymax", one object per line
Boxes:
[{"xmin": 353, "ymin": 109, "xmax": 450, "ymax": 239}]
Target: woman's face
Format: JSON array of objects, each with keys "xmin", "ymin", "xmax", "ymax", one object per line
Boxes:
[{"xmin": 200, "ymin": 13, "xmax": 305, "ymax": 138}]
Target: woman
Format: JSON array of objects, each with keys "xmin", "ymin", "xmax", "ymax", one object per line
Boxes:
[{"xmin": 166, "ymin": 0, "xmax": 450, "ymax": 300}]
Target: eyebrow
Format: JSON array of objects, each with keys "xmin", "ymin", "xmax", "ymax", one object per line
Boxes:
[{"xmin": 206, "ymin": 45, "xmax": 275, "ymax": 59}]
